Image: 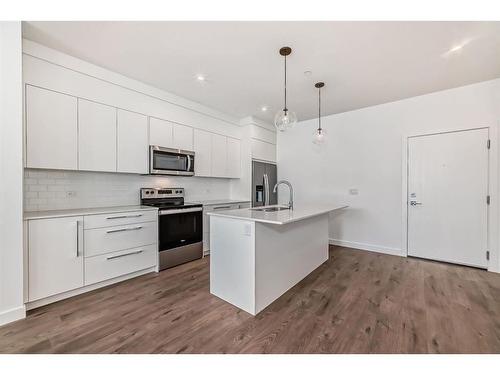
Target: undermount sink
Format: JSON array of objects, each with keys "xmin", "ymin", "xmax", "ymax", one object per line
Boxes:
[{"xmin": 251, "ymin": 206, "xmax": 290, "ymax": 212}]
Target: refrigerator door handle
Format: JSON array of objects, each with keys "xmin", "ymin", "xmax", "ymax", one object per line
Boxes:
[{"xmin": 264, "ymin": 173, "xmax": 270, "ymax": 206}]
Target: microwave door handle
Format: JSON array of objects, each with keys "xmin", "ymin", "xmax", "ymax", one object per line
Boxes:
[{"xmin": 187, "ymin": 154, "xmax": 191, "ymax": 172}]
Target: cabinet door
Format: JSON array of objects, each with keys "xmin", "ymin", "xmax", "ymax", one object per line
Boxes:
[
  {"xmin": 194, "ymin": 129, "xmax": 212, "ymax": 177},
  {"xmin": 251, "ymin": 138, "xmax": 276, "ymax": 163},
  {"xmin": 78, "ymin": 99, "xmax": 117, "ymax": 172},
  {"xmin": 28, "ymin": 216, "xmax": 84, "ymax": 301},
  {"xmin": 26, "ymin": 85, "xmax": 78, "ymax": 170},
  {"xmin": 149, "ymin": 117, "xmax": 173, "ymax": 148},
  {"xmin": 226, "ymin": 138, "xmax": 241, "ymax": 178},
  {"xmin": 117, "ymin": 109, "xmax": 148, "ymax": 174},
  {"xmin": 211, "ymin": 134, "xmax": 227, "ymax": 177},
  {"xmin": 173, "ymin": 124, "xmax": 194, "ymax": 151}
]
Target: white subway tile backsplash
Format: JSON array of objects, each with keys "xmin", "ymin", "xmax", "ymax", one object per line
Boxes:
[
  {"xmin": 24, "ymin": 169, "xmax": 233, "ymax": 212},
  {"xmin": 29, "ymin": 185, "xmax": 47, "ymax": 192}
]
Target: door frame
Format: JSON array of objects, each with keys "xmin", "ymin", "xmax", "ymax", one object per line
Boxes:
[{"xmin": 401, "ymin": 125, "xmax": 499, "ymax": 272}]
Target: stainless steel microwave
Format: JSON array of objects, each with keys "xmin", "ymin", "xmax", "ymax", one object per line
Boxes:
[{"xmin": 149, "ymin": 146, "xmax": 195, "ymax": 176}]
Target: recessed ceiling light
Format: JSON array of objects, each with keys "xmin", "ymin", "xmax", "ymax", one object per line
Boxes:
[
  {"xmin": 449, "ymin": 45, "xmax": 463, "ymax": 53},
  {"xmin": 196, "ymin": 74, "xmax": 206, "ymax": 82},
  {"xmin": 304, "ymin": 70, "xmax": 312, "ymax": 76},
  {"xmin": 261, "ymin": 106, "xmax": 269, "ymax": 112},
  {"xmin": 443, "ymin": 39, "xmax": 472, "ymax": 57}
]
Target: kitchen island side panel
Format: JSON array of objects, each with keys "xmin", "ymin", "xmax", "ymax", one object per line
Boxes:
[
  {"xmin": 254, "ymin": 213, "xmax": 329, "ymax": 314},
  {"xmin": 209, "ymin": 216, "xmax": 256, "ymax": 314}
]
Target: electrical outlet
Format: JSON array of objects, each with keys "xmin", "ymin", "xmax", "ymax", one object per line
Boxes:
[
  {"xmin": 66, "ymin": 191, "xmax": 77, "ymax": 198},
  {"xmin": 349, "ymin": 188, "xmax": 359, "ymax": 195},
  {"xmin": 243, "ymin": 224, "xmax": 252, "ymax": 236}
]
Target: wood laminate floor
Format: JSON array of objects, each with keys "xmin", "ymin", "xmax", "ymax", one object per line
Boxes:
[{"xmin": 1, "ymin": 246, "xmax": 500, "ymax": 354}]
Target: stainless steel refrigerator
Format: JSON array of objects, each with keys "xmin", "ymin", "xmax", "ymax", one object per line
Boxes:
[{"xmin": 252, "ymin": 160, "xmax": 277, "ymax": 207}]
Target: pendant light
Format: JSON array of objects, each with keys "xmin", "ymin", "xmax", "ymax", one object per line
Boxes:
[
  {"xmin": 313, "ymin": 82, "xmax": 327, "ymax": 145},
  {"xmin": 274, "ymin": 47, "xmax": 297, "ymax": 132}
]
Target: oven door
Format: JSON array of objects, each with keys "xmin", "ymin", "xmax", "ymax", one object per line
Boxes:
[
  {"xmin": 158, "ymin": 207, "xmax": 203, "ymax": 269},
  {"xmin": 150, "ymin": 146, "xmax": 195, "ymax": 176}
]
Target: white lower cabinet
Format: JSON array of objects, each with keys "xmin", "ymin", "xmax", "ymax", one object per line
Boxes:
[
  {"xmin": 26, "ymin": 209, "xmax": 158, "ymax": 306},
  {"xmin": 28, "ymin": 216, "xmax": 84, "ymax": 301},
  {"xmin": 85, "ymin": 244, "xmax": 157, "ymax": 285},
  {"xmin": 84, "ymin": 221, "xmax": 157, "ymax": 257}
]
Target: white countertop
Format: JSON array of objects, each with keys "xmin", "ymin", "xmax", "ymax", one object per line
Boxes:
[
  {"xmin": 187, "ymin": 199, "xmax": 251, "ymax": 206},
  {"xmin": 207, "ymin": 204, "xmax": 347, "ymax": 225},
  {"xmin": 24, "ymin": 205, "xmax": 158, "ymax": 220}
]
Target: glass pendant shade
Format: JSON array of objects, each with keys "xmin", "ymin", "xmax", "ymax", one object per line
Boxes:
[
  {"xmin": 275, "ymin": 46, "xmax": 296, "ymax": 132},
  {"xmin": 313, "ymin": 127, "xmax": 327, "ymax": 144},
  {"xmin": 274, "ymin": 109, "xmax": 298, "ymax": 132}
]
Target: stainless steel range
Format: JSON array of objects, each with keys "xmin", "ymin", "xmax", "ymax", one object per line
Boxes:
[{"xmin": 141, "ymin": 188, "xmax": 203, "ymax": 270}]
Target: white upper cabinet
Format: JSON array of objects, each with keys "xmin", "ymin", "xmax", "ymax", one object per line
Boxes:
[
  {"xmin": 194, "ymin": 129, "xmax": 212, "ymax": 177},
  {"xmin": 149, "ymin": 117, "xmax": 173, "ymax": 148},
  {"xmin": 26, "ymin": 85, "xmax": 78, "ymax": 170},
  {"xmin": 173, "ymin": 123, "xmax": 194, "ymax": 151},
  {"xmin": 149, "ymin": 118, "xmax": 193, "ymax": 151},
  {"xmin": 28, "ymin": 216, "xmax": 84, "ymax": 301},
  {"xmin": 251, "ymin": 139, "xmax": 276, "ymax": 163},
  {"xmin": 211, "ymin": 133, "xmax": 227, "ymax": 177},
  {"xmin": 78, "ymin": 99, "xmax": 117, "ymax": 172},
  {"xmin": 226, "ymin": 138, "xmax": 241, "ymax": 178},
  {"xmin": 117, "ymin": 109, "xmax": 148, "ymax": 174}
]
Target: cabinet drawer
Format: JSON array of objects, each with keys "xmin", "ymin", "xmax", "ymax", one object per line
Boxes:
[
  {"xmin": 84, "ymin": 210, "xmax": 157, "ymax": 229},
  {"xmin": 84, "ymin": 221, "xmax": 157, "ymax": 257},
  {"xmin": 85, "ymin": 244, "xmax": 157, "ymax": 285}
]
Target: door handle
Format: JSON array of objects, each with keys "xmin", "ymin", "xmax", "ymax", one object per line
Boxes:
[
  {"xmin": 106, "ymin": 214, "xmax": 143, "ymax": 220},
  {"xmin": 76, "ymin": 220, "xmax": 83, "ymax": 257},
  {"xmin": 409, "ymin": 201, "xmax": 422, "ymax": 206},
  {"xmin": 106, "ymin": 226, "xmax": 143, "ymax": 233}
]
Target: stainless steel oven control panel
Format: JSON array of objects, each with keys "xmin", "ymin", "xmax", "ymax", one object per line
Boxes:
[{"xmin": 140, "ymin": 188, "xmax": 184, "ymax": 199}]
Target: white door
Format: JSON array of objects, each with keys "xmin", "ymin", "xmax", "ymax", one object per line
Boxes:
[
  {"xmin": 226, "ymin": 137, "xmax": 241, "ymax": 178},
  {"xmin": 26, "ymin": 85, "xmax": 78, "ymax": 170},
  {"xmin": 117, "ymin": 109, "xmax": 148, "ymax": 174},
  {"xmin": 28, "ymin": 216, "xmax": 84, "ymax": 301},
  {"xmin": 78, "ymin": 99, "xmax": 117, "ymax": 172},
  {"xmin": 194, "ymin": 129, "xmax": 212, "ymax": 177},
  {"xmin": 173, "ymin": 124, "xmax": 194, "ymax": 151},
  {"xmin": 211, "ymin": 134, "xmax": 227, "ymax": 177},
  {"xmin": 407, "ymin": 128, "xmax": 489, "ymax": 268},
  {"xmin": 149, "ymin": 117, "xmax": 174, "ymax": 148}
]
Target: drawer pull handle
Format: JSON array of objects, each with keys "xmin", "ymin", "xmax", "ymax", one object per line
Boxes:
[
  {"xmin": 106, "ymin": 214, "xmax": 143, "ymax": 220},
  {"xmin": 213, "ymin": 206, "xmax": 231, "ymax": 210},
  {"xmin": 106, "ymin": 250, "xmax": 143, "ymax": 260},
  {"xmin": 106, "ymin": 226, "xmax": 143, "ymax": 234}
]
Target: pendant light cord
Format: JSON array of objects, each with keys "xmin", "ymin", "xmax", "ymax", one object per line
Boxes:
[
  {"xmin": 318, "ymin": 87, "xmax": 321, "ymax": 131},
  {"xmin": 284, "ymin": 55, "xmax": 287, "ymax": 112}
]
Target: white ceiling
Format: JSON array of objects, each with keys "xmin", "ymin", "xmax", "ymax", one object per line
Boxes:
[{"xmin": 23, "ymin": 21, "xmax": 500, "ymax": 123}]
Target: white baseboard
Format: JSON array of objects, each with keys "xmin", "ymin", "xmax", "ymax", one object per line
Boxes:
[
  {"xmin": 329, "ymin": 238, "xmax": 404, "ymax": 257},
  {"xmin": 0, "ymin": 305, "xmax": 26, "ymax": 326}
]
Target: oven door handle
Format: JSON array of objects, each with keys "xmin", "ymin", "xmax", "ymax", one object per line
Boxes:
[{"xmin": 159, "ymin": 207, "xmax": 203, "ymax": 215}]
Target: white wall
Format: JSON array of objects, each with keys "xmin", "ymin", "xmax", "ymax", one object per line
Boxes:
[
  {"xmin": 278, "ymin": 79, "xmax": 500, "ymax": 270},
  {"xmin": 0, "ymin": 22, "xmax": 25, "ymax": 325}
]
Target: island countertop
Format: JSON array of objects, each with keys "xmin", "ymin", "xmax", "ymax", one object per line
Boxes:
[{"xmin": 207, "ymin": 204, "xmax": 347, "ymax": 225}]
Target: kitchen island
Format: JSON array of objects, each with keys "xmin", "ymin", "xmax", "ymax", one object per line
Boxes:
[{"xmin": 208, "ymin": 204, "xmax": 347, "ymax": 315}]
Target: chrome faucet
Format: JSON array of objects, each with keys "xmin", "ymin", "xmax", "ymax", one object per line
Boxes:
[{"xmin": 273, "ymin": 180, "xmax": 294, "ymax": 210}]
